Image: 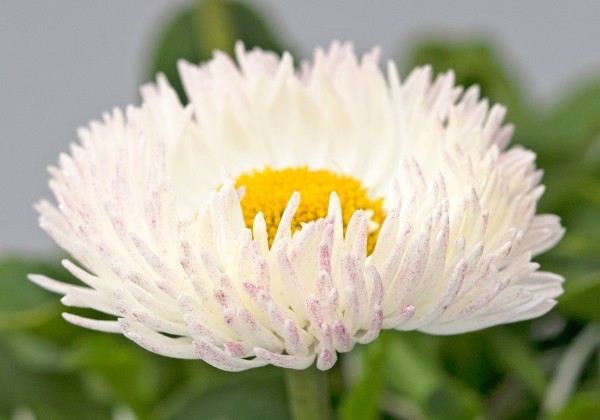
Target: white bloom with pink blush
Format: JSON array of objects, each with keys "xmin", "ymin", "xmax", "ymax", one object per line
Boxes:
[{"xmin": 31, "ymin": 42, "xmax": 564, "ymax": 371}]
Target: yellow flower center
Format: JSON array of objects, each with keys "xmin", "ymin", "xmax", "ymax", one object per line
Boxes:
[{"xmin": 235, "ymin": 167, "xmax": 385, "ymax": 254}]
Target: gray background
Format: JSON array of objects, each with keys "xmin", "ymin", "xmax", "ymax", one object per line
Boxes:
[{"xmin": 1, "ymin": 1, "xmax": 599, "ymax": 253}]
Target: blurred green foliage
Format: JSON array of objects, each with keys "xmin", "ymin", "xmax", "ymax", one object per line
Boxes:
[
  {"xmin": 148, "ymin": 0, "xmax": 290, "ymax": 101},
  {"xmin": 3, "ymin": 1, "xmax": 600, "ymax": 419}
]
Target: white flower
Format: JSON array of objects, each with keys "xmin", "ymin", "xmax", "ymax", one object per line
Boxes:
[{"xmin": 30, "ymin": 42, "xmax": 564, "ymax": 371}]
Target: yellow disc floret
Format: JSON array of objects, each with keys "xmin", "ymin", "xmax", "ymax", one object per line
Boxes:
[{"xmin": 235, "ymin": 166, "xmax": 385, "ymax": 254}]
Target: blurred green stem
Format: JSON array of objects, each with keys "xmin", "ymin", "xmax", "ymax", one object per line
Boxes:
[
  {"xmin": 285, "ymin": 365, "xmax": 332, "ymax": 420},
  {"xmin": 542, "ymin": 322, "xmax": 600, "ymax": 414},
  {"xmin": 196, "ymin": 0, "xmax": 235, "ymax": 54}
]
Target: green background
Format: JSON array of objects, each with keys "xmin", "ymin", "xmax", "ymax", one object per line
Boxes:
[{"xmin": 1, "ymin": 1, "xmax": 599, "ymax": 418}]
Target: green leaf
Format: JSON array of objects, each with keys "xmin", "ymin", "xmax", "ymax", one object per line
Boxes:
[
  {"xmin": 339, "ymin": 336, "xmax": 387, "ymax": 420},
  {"xmin": 63, "ymin": 333, "xmax": 165, "ymax": 415},
  {"xmin": 0, "ymin": 256, "xmax": 66, "ymax": 311},
  {"xmin": 552, "ymin": 391, "xmax": 600, "ymax": 420},
  {"xmin": 384, "ymin": 332, "xmax": 442, "ymax": 403},
  {"xmin": 383, "ymin": 332, "xmax": 484, "ymax": 420},
  {"xmin": 3, "ymin": 333, "xmax": 67, "ymax": 374},
  {"xmin": 558, "ymin": 271, "xmax": 600, "ymax": 321},
  {"xmin": 165, "ymin": 367, "xmax": 289, "ymax": 420},
  {"xmin": 437, "ymin": 331, "xmax": 500, "ymax": 394},
  {"xmin": 148, "ymin": 0, "xmax": 293, "ymax": 101},
  {"xmin": 524, "ymin": 77, "xmax": 600, "ymax": 169},
  {"xmin": 490, "ymin": 329, "xmax": 547, "ymax": 399},
  {"xmin": 0, "ymin": 256, "xmax": 69, "ymax": 331},
  {"xmin": 424, "ymin": 380, "xmax": 483, "ymax": 420},
  {"xmin": 0, "ymin": 339, "xmax": 112, "ymax": 419}
]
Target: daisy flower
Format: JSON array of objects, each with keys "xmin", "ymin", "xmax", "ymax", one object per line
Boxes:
[{"xmin": 30, "ymin": 42, "xmax": 564, "ymax": 371}]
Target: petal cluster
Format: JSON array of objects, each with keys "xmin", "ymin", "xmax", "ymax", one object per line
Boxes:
[{"xmin": 31, "ymin": 42, "xmax": 564, "ymax": 371}]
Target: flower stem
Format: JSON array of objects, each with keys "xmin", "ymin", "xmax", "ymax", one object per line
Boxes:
[{"xmin": 285, "ymin": 365, "xmax": 333, "ymax": 420}]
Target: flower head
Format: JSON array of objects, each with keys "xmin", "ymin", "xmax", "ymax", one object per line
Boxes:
[{"xmin": 31, "ymin": 42, "xmax": 564, "ymax": 371}]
